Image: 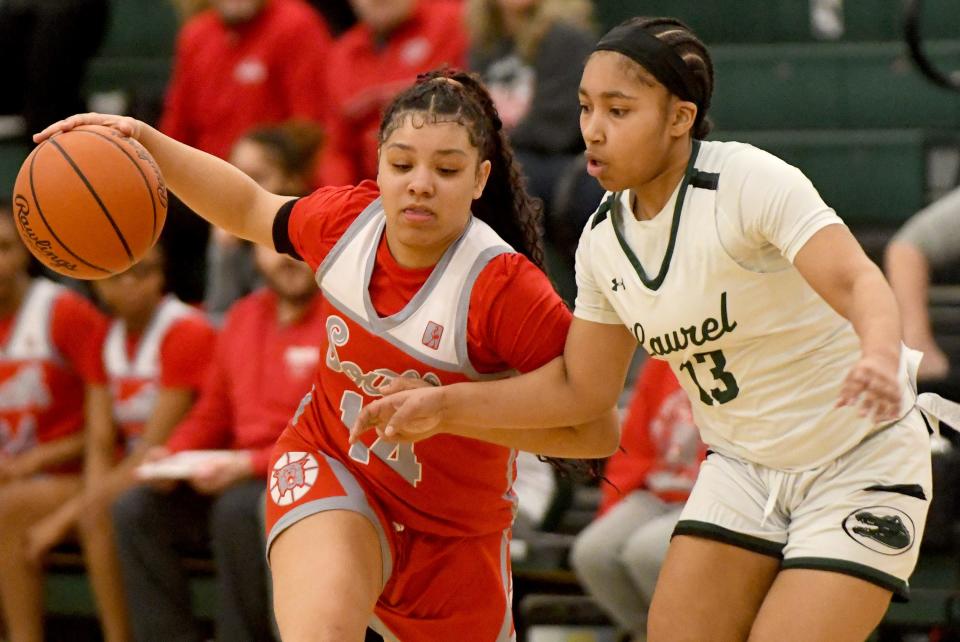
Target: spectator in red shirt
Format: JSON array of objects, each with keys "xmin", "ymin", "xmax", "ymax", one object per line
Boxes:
[
  {"xmin": 571, "ymin": 359, "xmax": 706, "ymax": 641},
  {"xmin": 24, "ymin": 244, "xmax": 217, "ymax": 642},
  {"xmin": 160, "ymin": 0, "xmax": 332, "ymax": 162},
  {"xmin": 317, "ymin": 0, "xmax": 469, "ymax": 186},
  {"xmin": 0, "ymin": 201, "xmax": 111, "ymax": 642},
  {"xmin": 110, "ymin": 244, "xmax": 323, "ymax": 642},
  {"xmin": 159, "ymin": 0, "xmax": 332, "ymax": 305}
]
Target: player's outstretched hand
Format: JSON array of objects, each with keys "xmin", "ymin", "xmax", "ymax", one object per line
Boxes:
[
  {"xmin": 34, "ymin": 112, "xmax": 144, "ymax": 144},
  {"xmin": 351, "ymin": 378, "xmax": 445, "ymax": 444},
  {"xmin": 837, "ymin": 352, "xmax": 901, "ymax": 422}
]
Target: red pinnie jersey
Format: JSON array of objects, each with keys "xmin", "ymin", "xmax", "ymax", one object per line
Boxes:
[
  {"xmin": 103, "ymin": 295, "xmax": 215, "ymax": 450},
  {"xmin": 276, "ymin": 183, "xmax": 572, "ymax": 536},
  {"xmin": 0, "ymin": 279, "xmax": 107, "ymax": 457}
]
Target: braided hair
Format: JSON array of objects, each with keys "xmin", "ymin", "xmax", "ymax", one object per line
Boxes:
[
  {"xmin": 378, "ymin": 68, "xmax": 545, "ymax": 270},
  {"xmin": 379, "ymin": 70, "xmax": 605, "ymax": 480},
  {"xmin": 615, "ymin": 17, "xmax": 715, "ymax": 139}
]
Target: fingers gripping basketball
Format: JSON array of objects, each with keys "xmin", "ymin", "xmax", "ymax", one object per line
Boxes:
[{"xmin": 12, "ymin": 125, "xmax": 167, "ymax": 279}]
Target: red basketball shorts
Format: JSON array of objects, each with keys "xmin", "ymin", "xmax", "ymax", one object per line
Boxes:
[{"xmin": 265, "ymin": 427, "xmax": 516, "ymax": 641}]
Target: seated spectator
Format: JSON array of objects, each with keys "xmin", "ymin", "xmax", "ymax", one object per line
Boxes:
[
  {"xmin": 0, "ymin": 0, "xmax": 108, "ymax": 139},
  {"xmin": 159, "ymin": 0, "xmax": 333, "ymax": 302},
  {"xmin": 512, "ymin": 450, "xmax": 558, "ymax": 539},
  {"xmin": 466, "ymin": 0, "xmax": 595, "ymax": 215},
  {"xmin": 885, "ymin": 187, "xmax": 960, "ymax": 381},
  {"xmin": 111, "ymin": 244, "xmax": 324, "ymax": 642},
  {"xmin": 206, "ymin": 121, "xmax": 324, "ymax": 320},
  {"xmin": 318, "ymin": 0, "xmax": 469, "ymax": 185},
  {"xmin": 0, "ymin": 200, "xmax": 111, "ymax": 642},
  {"xmin": 570, "ymin": 358, "xmax": 706, "ymax": 642},
  {"xmin": 24, "ymin": 245, "xmax": 216, "ymax": 642}
]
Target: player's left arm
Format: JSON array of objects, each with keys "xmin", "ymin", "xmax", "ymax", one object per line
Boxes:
[
  {"xmin": 793, "ymin": 224, "xmax": 902, "ymax": 421},
  {"xmin": 736, "ymin": 150, "xmax": 903, "ymax": 422}
]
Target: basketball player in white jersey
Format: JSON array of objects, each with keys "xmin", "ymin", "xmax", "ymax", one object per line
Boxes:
[{"xmin": 354, "ymin": 17, "xmax": 947, "ymax": 642}]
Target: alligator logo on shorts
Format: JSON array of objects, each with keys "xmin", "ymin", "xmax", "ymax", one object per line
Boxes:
[
  {"xmin": 270, "ymin": 452, "xmax": 319, "ymax": 506},
  {"xmin": 842, "ymin": 506, "xmax": 915, "ymax": 555}
]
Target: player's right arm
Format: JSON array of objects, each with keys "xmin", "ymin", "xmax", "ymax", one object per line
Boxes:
[
  {"xmin": 33, "ymin": 113, "xmax": 290, "ymax": 249},
  {"xmin": 355, "ymin": 318, "xmax": 635, "ymax": 439}
]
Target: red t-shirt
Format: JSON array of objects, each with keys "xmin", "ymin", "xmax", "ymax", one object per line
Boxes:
[
  {"xmin": 317, "ymin": 0, "xmax": 468, "ymax": 186},
  {"xmin": 274, "ymin": 181, "xmax": 572, "ymax": 535},
  {"xmin": 165, "ymin": 289, "xmax": 325, "ymax": 476},
  {"xmin": 0, "ymin": 283, "xmax": 107, "ymax": 458},
  {"xmin": 600, "ymin": 359, "xmax": 706, "ymax": 514},
  {"xmin": 160, "ymin": 0, "xmax": 332, "ymax": 160}
]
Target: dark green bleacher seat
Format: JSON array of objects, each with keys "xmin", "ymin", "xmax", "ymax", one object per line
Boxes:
[
  {"xmin": 85, "ymin": 57, "xmax": 172, "ymax": 97},
  {"xmin": 712, "ymin": 129, "xmax": 959, "ymax": 224},
  {"xmin": 99, "ymin": 0, "xmax": 178, "ymax": 58},
  {"xmin": 711, "ymin": 41, "xmax": 960, "ymax": 131},
  {"xmin": 0, "ymin": 141, "xmax": 30, "ymax": 200},
  {"xmin": 594, "ymin": 0, "xmax": 960, "ymax": 43}
]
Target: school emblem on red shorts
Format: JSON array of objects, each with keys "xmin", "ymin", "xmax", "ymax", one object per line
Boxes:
[
  {"xmin": 422, "ymin": 321, "xmax": 443, "ymax": 350},
  {"xmin": 270, "ymin": 452, "xmax": 319, "ymax": 506}
]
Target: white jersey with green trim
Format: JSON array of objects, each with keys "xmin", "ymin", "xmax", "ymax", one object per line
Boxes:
[{"xmin": 574, "ymin": 139, "xmax": 920, "ymax": 471}]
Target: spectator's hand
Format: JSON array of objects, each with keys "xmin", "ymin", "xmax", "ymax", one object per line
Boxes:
[
  {"xmin": 25, "ymin": 513, "xmax": 72, "ymax": 564},
  {"xmin": 837, "ymin": 351, "xmax": 902, "ymax": 422},
  {"xmin": 189, "ymin": 452, "xmax": 253, "ymax": 495},
  {"xmin": 33, "ymin": 112, "xmax": 144, "ymax": 144},
  {"xmin": 352, "ymin": 378, "xmax": 445, "ymax": 444},
  {"xmin": 917, "ymin": 343, "xmax": 950, "ymax": 381},
  {"xmin": 137, "ymin": 446, "xmax": 177, "ymax": 493}
]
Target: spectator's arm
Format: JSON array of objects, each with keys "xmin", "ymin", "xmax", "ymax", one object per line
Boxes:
[
  {"xmin": 884, "ymin": 189, "xmax": 960, "ymax": 379},
  {"xmin": 885, "ymin": 240, "xmax": 948, "ymax": 378},
  {"xmin": 82, "ymin": 384, "xmax": 116, "ymax": 484},
  {"xmin": 165, "ymin": 355, "xmax": 234, "ymax": 453}
]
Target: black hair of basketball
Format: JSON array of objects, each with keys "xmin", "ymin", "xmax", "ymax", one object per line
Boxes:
[
  {"xmin": 378, "ymin": 67, "xmax": 545, "ymax": 271},
  {"xmin": 617, "ymin": 16, "xmax": 715, "ymax": 138}
]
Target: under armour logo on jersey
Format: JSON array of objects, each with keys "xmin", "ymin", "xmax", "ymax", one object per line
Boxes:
[
  {"xmin": 422, "ymin": 321, "xmax": 444, "ymax": 350},
  {"xmin": 611, "ymin": 278, "xmax": 625, "ymax": 292}
]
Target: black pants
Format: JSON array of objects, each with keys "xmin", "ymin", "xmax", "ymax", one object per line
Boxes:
[{"xmin": 112, "ymin": 480, "xmax": 274, "ymax": 642}]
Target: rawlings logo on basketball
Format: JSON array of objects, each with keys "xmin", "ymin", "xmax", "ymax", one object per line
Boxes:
[
  {"xmin": 270, "ymin": 452, "xmax": 319, "ymax": 506},
  {"xmin": 13, "ymin": 195, "xmax": 78, "ymax": 273},
  {"xmin": 422, "ymin": 321, "xmax": 443, "ymax": 350}
]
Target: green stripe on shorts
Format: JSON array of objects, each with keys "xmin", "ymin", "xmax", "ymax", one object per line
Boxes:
[
  {"xmin": 673, "ymin": 520, "xmax": 785, "ymax": 558},
  {"xmin": 781, "ymin": 557, "xmax": 908, "ymax": 600}
]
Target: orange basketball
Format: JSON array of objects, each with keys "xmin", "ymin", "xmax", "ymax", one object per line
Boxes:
[{"xmin": 11, "ymin": 125, "xmax": 168, "ymax": 280}]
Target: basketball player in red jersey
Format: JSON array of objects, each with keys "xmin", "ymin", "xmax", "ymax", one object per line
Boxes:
[
  {"xmin": 0, "ymin": 200, "xmax": 112, "ymax": 642},
  {"xmin": 24, "ymin": 244, "xmax": 216, "ymax": 642},
  {"xmin": 36, "ymin": 68, "xmax": 620, "ymax": 641}
]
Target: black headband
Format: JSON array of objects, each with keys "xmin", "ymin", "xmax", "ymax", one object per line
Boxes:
[{"xmin": 594, "ymin": 23, "xmax": 701, "ymax": 109}]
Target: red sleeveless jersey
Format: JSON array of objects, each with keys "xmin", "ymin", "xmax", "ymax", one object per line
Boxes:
[
  {"xmin": 0, "ymin": 279, "xmax": 106, "ymax": 457},
  {"xmin": 104, "ymin": 296, "xmax": 216, "ymax": 450},
  {"xmin": 277, "ymin": 182, "xmax": 571, "ymax": 536}
]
